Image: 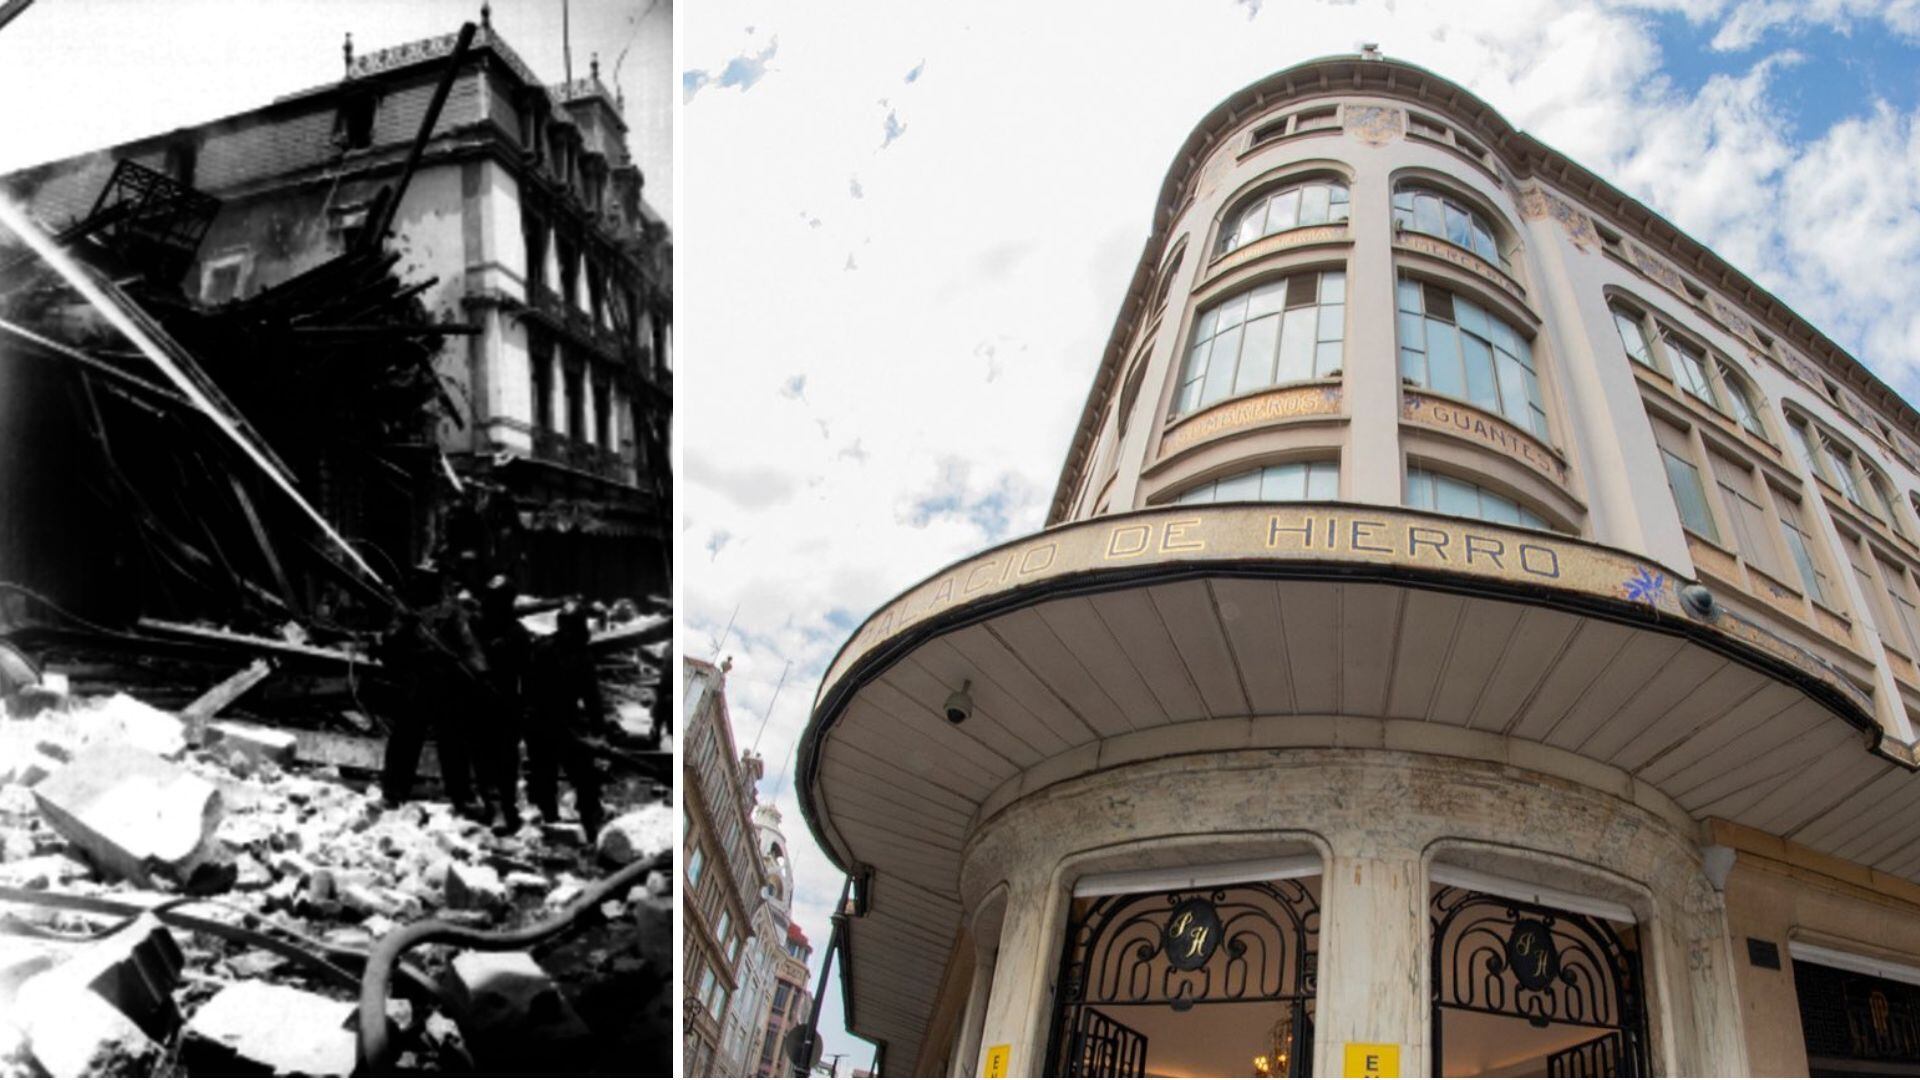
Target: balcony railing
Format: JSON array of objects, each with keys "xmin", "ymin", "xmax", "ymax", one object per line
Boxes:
[{"xmin": 531, "ymin": 429, "xmax": 629, "ymax": 483}]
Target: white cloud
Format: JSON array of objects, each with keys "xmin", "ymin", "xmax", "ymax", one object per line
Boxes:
[{"xmin": 682, "ymin": 0, "xmax": 1920, "ymax": 1061}]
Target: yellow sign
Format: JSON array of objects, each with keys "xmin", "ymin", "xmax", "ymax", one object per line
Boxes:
[
  {"xmin": 982, "ymin": 1043, "xmax": 1011, "ymax": 1077},
  {"xmin": 1343, "ymin": 1042, "xmax": 1400, "ymax": 1077}
]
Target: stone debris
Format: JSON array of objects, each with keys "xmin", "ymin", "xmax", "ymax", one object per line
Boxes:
[
  {"xmin": 204, "ymin": 719, "xmax": 299, "ymax": 767},
  {"xmin": 31, "ymin": 743, "xmax": 229, "ymax": 891},
  {"xmin": 594, "ymin": 802, "xmax": 674, "ymax": 867},
  {"xmin": 447, "ymin": 950, "xmax": 591, "ymax": 1063},
  {"xmin": 9, "ymin": 915, "xmax": 183, "ymax": 1076},
  {"xmin": 182, "ymin": 980, "xmax": 357, "ymax": 1077},
  {"xmin": 445, "ymin": 861, "xmax": 507, "ymax": 911},
  {"xmin": 0, "ymin": 684, "xmax": 671, "ymax": 1076}
]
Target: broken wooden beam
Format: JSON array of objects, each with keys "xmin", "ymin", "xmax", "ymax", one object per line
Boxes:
[{"xmin": 180, "ymin": 658, "xmax": 273, "ymax": 728}]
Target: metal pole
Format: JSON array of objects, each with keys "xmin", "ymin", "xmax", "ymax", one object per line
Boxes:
[
  {"xmin": 750, "ymin": 659, "xmax": 792, "ymax": 752},
  {"xmin": 562, "ymin": 0, "xmax": 572, "ymax": 84},
  {"xmin": 363, "ymin": 20, "xmax": 477, "ymax": 249},
  {"xmin": 0, "ymin": 0, "xmax": 39, "ymax": 35},
  {"xmin": 795, "ymin": 874, "xmax": 853, "ymax": 1076}
]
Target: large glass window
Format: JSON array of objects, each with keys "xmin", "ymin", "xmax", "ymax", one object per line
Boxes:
[
  {"xmin": 1721, "ymin": 372, "xmax": 1766, "ymax": 439},
  {"xmin": 1405, "ymin": 467, "xmax": 1548, "ymax": 529},
  {"xmin": 1662, "ymin": 449, "xmax": 1718, "ymax": 541},
  {"xmin": 1711, "ymin": 452, "xmax": 1782, "ymax": 579},
  {"xmin": 1175, "ymin": 270, "xmax": 1344, "ymax": 415},
  {"xmin": 1616, "ymin": 304, "xmax": 1771, "ymax": 441},
  {"xmin": 1611, "ymin": 305, "xmax": 1656, "ymax": 369},
  {"xmin": 1393, "ymin": 186, "xmax": 1504, "ymax": 267},
  {"xmin": 1219, "ymin": 179, "xmax": 1349, "ymax": 254},
  {"xmin": 1398, "ymin": 278, "xmax": 1548, "ymax": 439},
  {"xmin": 1175, "ymin": 460, "xmax": 1338, "ymax": 504},
  {"xmin": 1668, "ymin": 336, "xmax": 1719, "ymax": 409},
  {"xmin": 1777, "ymin": 494, "xmax": 1831, "ymax": 605}
]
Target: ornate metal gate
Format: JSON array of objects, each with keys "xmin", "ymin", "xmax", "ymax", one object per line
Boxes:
[
  {"xmin": 1430, "ymin": 888, "xmax": 1649, "ymax": 1077},
  {"xmin": 1046, "ymin": 881, "xmax": 1319, "ymax": 1077}
]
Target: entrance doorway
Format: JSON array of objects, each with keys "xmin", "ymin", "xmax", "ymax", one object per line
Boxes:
[
  {"xmin": 1429, "ymin": 884, "xmax": 1649, "ymax": 1077},
  {"xmin": 1046, "ymin": 875, "xmax": 1320, "ymax": 1077}
]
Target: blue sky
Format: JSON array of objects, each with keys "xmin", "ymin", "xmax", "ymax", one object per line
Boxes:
[
  {"xmin": 1655, "ymin": 9, "xmax": 1920, "ymax": 141},
  {"xmin": 682, "ymin": 1, "xmax": 1920, "ymax": 1071}
]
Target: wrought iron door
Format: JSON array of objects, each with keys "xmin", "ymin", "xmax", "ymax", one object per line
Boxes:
[
  {"xmin": 1063, "ymin": 1009, "xmax": 1148, "ymax": 1078},
  {"xmin": 1046, "ymin": 881, "xmax": 1319, "ymax": 1077},
  {"xmin": 1430, "ymin": 888, "xmax": 1649, "ymax": 1077}
]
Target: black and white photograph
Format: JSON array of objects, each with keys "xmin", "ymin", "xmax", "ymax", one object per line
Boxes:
[{"xmin": 0, "ymin": 1, "xmax": 672, "ymax": 1075}]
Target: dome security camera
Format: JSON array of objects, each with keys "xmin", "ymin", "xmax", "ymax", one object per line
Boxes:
[{"xmin": 943, "ymin": 680, "xmax": 973, "ymax": 725}]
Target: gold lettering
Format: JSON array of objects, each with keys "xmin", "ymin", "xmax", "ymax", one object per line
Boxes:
[
  {"xmin": 1107, "ymin": 524, "xmax": 1151, "ymax": 559},
  {"xmin": 1186, "ymin": 926, "xmax": 1210, "ymax": 958},
  {"xmin": 1019, "ymin": 543, "xmax": 1057, "ymax": 575},
  {"xmin": 1163, "ymin": 519, "xmax": 1205, "ymax": 553},
  {"xmin": 964, "ymin": 560, "xmax": 999, "ymax": 594}
]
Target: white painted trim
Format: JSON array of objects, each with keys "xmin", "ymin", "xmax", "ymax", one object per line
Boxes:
[
  {"xmin": 1790, "ymin": 941, "xmax": 1920, "ymax": 988},
  {"xmin": 1429, "ymin": 865, "xmax": 1637, "ymax": 924},
  {"xmin": 1072, "ymin": 854, "xmax": 1321, "ymax": 897}
]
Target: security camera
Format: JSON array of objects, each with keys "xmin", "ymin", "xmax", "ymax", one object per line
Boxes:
[{"xmin": 943, "ymin": 680, "xmax": 973, "ymax": 724}]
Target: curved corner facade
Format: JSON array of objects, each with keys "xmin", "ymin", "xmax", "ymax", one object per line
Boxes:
[{"xmin": 799, "ymin": 56, "xmax": 1920, "ymax": 1077}]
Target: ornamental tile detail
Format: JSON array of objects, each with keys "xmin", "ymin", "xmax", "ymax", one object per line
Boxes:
[
  {"xmin": 1626, "ymin": 241, "xmax": 1688, "ymax": 296},
  {"xmin": 1518, "ymin": 185, "xmax": 1599, "ymax": 252},
  {"xmin": 1343, "ymin": 105, "xmax": 1404, "ymax": 147}
]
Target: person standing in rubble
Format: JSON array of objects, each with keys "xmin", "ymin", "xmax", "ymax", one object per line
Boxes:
[
  {"xmin": 376, "ymin": 563, "xmax": 488, "ymax": 817},
  {"xmin": 473, "ymin": 574, "xmax": 532, "ymax": 833},
  {"xmin": 524, "ymin": 599, "xmax": 607, "ymax": 839}
]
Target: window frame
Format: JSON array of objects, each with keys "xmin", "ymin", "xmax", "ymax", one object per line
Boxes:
[
  {"xmin": 1404, "ymin": 464, "xmax": 1552, "ymax": 531},
  {"xmin": 1397, "ymin": 275, "xmax": 1549, "ymax": 440},
  {"xmin": 1615, "ymin": 299, "xmax": 1774, "ymax": 444},
  {"xmin": 1173, "ymin": 268, "xmax": 1347, "ymax": 417},
  {"xmin": 1171, "ymin": 459, "xmax": 1340, "ymax": 506},
  {"xmin": 1391, "ymin": 183, "xmax": 1508, "ymax": 269},
  {"xmin": 1216, "ymin": 176, "xmax": 1351, "ymax": 256}
]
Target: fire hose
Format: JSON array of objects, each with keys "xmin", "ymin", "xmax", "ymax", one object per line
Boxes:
[{"xmin": 354, "ymin": 849, "xmax": 669, "ymax": 1074}]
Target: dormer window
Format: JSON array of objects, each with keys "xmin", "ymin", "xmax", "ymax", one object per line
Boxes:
[{"xmin": 337, "ymin": 92, "xmax": 377, "ymax": 150}]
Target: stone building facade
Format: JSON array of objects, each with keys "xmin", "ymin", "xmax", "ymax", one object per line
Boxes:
[
  {"xmin": 797, "ymin": 55, "xmax": 1920, "ymax": 1076},
  {"xmin": 757, "ymin": 920, "xmax": 818, "ymax": 1077},
  {"xmin": 1, "ymin": 12, "xmax": 671, "ymax": 600},
  {"xmin": 683, "ymin": 656, "xmax": 772, "ymax": 1077}
]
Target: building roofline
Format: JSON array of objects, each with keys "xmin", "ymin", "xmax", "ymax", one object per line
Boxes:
[{"xmin": 1045, "ymin": 53, "xmax": 1920, "ymax": 524}]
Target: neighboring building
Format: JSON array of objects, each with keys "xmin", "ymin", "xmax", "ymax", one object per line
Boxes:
[
  {"xmin": 1, "ymin": 8, "xmax": 671, "ymax": 601},
  {"xmin": 746, "ymin": 802, "xmax": 809, "ymax": 1077},
  {"xmin": 796, "ymin": 54, "xmax": 1920, "ymax": 1076},
  {"xmin": 726, "ymin": 801, "xmax": 793, "ymax": 1080},
  {"xmin": 757, "ymin": 920, "xmax": 817, "ymax": 1078},
  {"xmin": 684, "ymin": 656, "xmax": 770, "ymax": 1077}
]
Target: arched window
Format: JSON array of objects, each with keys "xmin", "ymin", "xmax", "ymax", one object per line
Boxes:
[
  {"xmin": 1174, "ymin": 270, "xmax": 1345, "ymax": 415},
  {"xmin": 1405, "ymin": 467, "xmax": 1548, "ymax": 529},
  {"xmin": 1397, "ymin": 278, "xmax": 1547, "ymax": 439},
  {"xmin": 1788, "ymin": 409, "xmax": 1902, "ymax": 531},
  {"xmin": 1174, "ymin": 460, "xmax": 1338, "ymax": 504},
  {"xmin": 1611, "ymin": 301, "xmax": 1771, "ymax": 441},
  {"xmin": 1393, "ymin": 185, "xmax": 1505, "ymax": 268},
  {"xmin": 1219, "ymin": 178, "xmax": 1349, "ymax": 254}
]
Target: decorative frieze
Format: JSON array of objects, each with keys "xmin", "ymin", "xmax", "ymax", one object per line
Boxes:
[
  {"xmin": 1158, "ymin": 383, "xmax": 1342, "ymax": 459},
  {"xmin": 1402, "ymin": 393, "xmax": 1567, "ymax": 486},
  {"xmin": 1343, "ymin": 105, "xmax": 1404, "ymax": 147},
  {"xmin": 1518, "ymin": 186, "xmax": 1599, "ymax": 253}
]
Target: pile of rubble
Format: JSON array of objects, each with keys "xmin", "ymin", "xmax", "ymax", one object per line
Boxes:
[{"xmin": 0, "ymin": 689, "xmax": 674, "ymax": 1076}]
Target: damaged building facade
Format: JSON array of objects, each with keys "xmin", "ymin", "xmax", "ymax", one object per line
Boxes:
[
  {"xmin": 0, "ymin": 15, "xmax": 675, "ymax": 1079},
  {"xmin": 1, "ymin": 9, "xmax": 671, "ymax": 625},
  {"xmin": 798, "ymin": 56, "xmax": 1920, "ymax": 1077}
]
